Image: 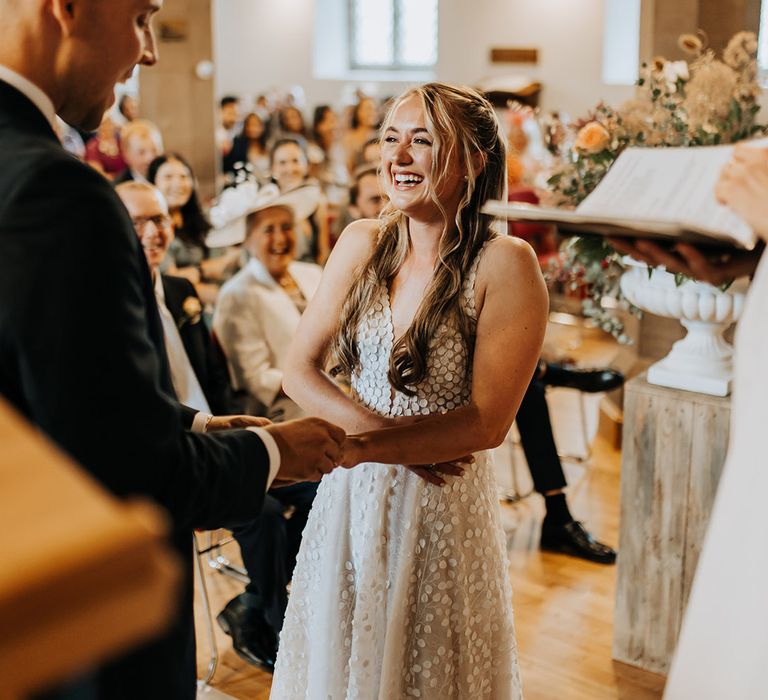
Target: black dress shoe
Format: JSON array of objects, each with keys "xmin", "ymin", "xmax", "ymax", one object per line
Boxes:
[
  {"xmin": 542, "ymin": 363, "xmax": 624, "ymax": 393},
  {"xmin": 216, "ymin": 596, "xmax": 278, "ymax": 672},
  {"xmin": 540, "ymin": 520, "xmax": 617, "ymax": 564}
]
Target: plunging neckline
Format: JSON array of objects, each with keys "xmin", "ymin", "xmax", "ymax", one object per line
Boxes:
[{"xmin": 383, "ymin": 281, "xmax": 409, "ymax": 343}]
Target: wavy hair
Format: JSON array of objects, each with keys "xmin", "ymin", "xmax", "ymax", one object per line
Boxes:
[{"xmin": 330, "ymin": 83, "xmax": 507, "ymax": 395}]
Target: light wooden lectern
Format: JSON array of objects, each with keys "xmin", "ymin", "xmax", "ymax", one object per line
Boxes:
[{"xmin": 0, "ymin": 397, "xmax": 180, "ymax": 697}]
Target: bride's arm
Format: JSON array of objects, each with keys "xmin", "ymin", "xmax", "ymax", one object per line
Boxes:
[
  {"xmin": 282, "ymin": 219, "xmax": 394, "ymax": 434},
  {"xmin": 342, "ymin": 236, "xmax": 548, "ymax": 466}
]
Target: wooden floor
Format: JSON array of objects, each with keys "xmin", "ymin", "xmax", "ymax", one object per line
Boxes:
[{"xmin": 194, "ymin": 432, "xmax": 666, "ymax": 700}]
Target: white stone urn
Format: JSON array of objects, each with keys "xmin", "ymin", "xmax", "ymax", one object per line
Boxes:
[{"xmin": 619, "ymin": 257, "xmax": 748, "ymax": 396}]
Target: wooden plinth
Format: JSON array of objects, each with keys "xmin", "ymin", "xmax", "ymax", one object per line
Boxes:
[{"xmin": 613, "ymin": 373, "xmax": 730, "ymax": 675}]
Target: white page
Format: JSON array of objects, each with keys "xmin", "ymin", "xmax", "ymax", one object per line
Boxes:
[{"xmin": 575, "ymin": 139, "xmax": 768, "ymax": 247}]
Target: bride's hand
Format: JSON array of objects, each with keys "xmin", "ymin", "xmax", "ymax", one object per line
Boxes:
[
  {"xmin": 407, "ymin": 455, "xmax": 474, "ymax": 487},
  {"xmin": 339, "ymin": 436, "xmax": 368, "ymax": 468}
]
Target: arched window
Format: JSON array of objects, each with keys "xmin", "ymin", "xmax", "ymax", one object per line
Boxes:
[{"xmin": 348, "ymin": 0, "xmax": 438, "ymax": 70}]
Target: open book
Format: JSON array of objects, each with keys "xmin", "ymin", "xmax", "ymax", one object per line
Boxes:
[{"xmin": 483, "ymin": 138, "xmax": 768, "ymax": 250}]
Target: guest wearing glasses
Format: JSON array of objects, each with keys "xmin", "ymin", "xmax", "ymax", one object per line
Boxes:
[{"xmin": 116, "ymin": 181, "xmax": 234, "ymax": 415}]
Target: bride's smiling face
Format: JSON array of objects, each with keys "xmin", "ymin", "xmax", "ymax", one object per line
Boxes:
[{"xmin": 381, "ymin": 95, "xmax": 465, "ymax": 220}]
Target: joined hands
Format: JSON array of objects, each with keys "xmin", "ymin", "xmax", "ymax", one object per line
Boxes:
[{"xmin": 340, "ymin": 434, "xmax": 473, "ymax": 486}]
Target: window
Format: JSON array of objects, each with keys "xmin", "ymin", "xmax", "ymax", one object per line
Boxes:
[
  {"xmin": 601, "ymin": 0, "xmax": 641, "ymax": 85},
  {"xmin": 760, "ymin": 0, "xmax": 768, "ymax": 80},
  {"xmin": 349, "ymin": 0, "xmax": 438, "ymax": 71}
]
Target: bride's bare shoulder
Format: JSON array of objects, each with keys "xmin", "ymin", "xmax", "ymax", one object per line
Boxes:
[
  {"xmin": 326, "ymin": 218, "xmax": 381, "ymax": 271},
  {"xmin": 475, "ymin": 235, "xmax": 547, "ymax": 311}
]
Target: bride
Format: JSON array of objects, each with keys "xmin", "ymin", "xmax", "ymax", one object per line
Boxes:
[{"xmin": 270, "ymin": 83, "xmax": 548, "ymax": 699}]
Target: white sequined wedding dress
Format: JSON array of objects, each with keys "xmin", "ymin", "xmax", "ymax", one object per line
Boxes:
[{"xmin": 270, "ymin": 244, "xmax": 522, "ymax": 699}]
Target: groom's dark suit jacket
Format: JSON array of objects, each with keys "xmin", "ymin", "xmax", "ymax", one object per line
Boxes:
[{"xmin": 0, "ymin": 80, "xmax": 270, "ymax": 699}]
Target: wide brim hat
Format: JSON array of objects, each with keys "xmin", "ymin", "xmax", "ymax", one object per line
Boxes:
[{"xmin": 206, "ymin": 181, "xmax": 322, "ymax": 248}]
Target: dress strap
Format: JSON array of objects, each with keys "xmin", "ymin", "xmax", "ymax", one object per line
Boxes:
[{"xmin": 462, "ymin": 238, "xmax": 492, "ymax": 320}]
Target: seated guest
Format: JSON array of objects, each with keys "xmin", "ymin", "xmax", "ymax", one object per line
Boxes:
[
  {"xmin": 114, "ymin": 118, "xmax": 162, "ymax": 184},
  {"xmin": 213, "ymin": 187, "xmax": 322, "ymax": 421},
  {"xmin": 348, "ymin": 164, "xmax": 386, "ymax": 221},
  {"xmin": 150, "ymin": 152, "xmax": 240, "ymax": 306},
  {"xmin": 217, "ymin": 95, "xmax": 241, "ymax": 159},
  {"xmin": 224, "ymin": 112, "xmax": 271, "ymax": 184},
  {"xmin": 308, "ymin": 104, "xmax": 347, "ymax": 190},
  {"xmin": 342, "ymin": 95, "xmax": 379, "ymax": 173},
  {"xmin": 84, "ymin": 113, "xmax": 126, "ymax": 179},
  {"xmin": 118, "ymin": 93, "xmax": 140, "ymax": 123},
  {"xmin": 115, "ymin": 181, "xmax": 233, "ymax": 415},
  {"xmin": 270, "ymin": 138, "xmax": 329, "ymax": 264},
  {"xmin": 273, "ymin": 105, "xmax": 308, "ymax": 146},
  {"xmin": 213, "ymin": 188, "xmax": 323, "ymax": 670}
]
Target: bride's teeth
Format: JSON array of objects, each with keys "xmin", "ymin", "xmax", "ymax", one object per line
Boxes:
[{"xmin": 394, "ymin": 173, "xmax": 423, "ymax": 184}]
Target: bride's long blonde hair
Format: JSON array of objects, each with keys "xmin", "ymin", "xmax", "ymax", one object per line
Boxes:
[{"xmin": 330, "ymin": 83, "xmax": 507, "ymax": 395}]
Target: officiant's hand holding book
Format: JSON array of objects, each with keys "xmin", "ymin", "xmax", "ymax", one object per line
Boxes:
[
  {"xmin": 607, "ymin": 142, "xmax": 768, "ymax": 284},
  {"xmin": 608, "ymin": 239, "xmax": 762, "ymax": 286},
  {"xmin": 484, "ymin": 138, "xmax": 768, "ymax": 252}
]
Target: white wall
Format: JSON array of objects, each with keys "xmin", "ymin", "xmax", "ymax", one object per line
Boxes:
[{"xmin": 213, "ymin": 0, "xmax": 637, "ymax": 116}]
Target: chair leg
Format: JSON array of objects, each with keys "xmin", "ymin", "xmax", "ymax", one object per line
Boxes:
[
  {"xmin": 499, "ymin": 425, "xmax": 534, "ymax": 504},
  {"xmin": 194, "ymin": 533, "xmax": 219, "ymax": 686},
  {"xmin": 205, "ymin": 530, "xmax": 250, "ymax": 584},
  {"xmin": 554, "ymin": 390, "xmax": 593, "ymax": 465}
]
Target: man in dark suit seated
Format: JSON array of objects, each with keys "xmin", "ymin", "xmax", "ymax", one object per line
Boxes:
[
  {"xmin": 117, "ymin": 182, "xmax": 316, "ymax": 671},
  {"xmin": 0, "ymin": 3, "xmax": 348, "ymax": 698}
]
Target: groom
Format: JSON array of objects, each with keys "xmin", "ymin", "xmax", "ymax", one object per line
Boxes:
[{"xmin": 0, "ymin": 1, "xmax": 345, "ymax": 697}]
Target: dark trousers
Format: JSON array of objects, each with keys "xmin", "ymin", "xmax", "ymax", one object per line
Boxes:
[
  {"xmin": 515, "ymin": 377, "xmax": 568, "ymax": 494},
  {"xmin": 231, "ymin": 481, "xmax": 318, "ymax": 633}
]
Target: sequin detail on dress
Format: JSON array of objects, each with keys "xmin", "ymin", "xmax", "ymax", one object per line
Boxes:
[{"xmin": 271, "ymin": 241, "xmax": 522, "ymax": 699}]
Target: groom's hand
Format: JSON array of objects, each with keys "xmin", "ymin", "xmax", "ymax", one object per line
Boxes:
[{"xmin": 266, "ymin": 417, "xmax": 346, "ymax": 483}]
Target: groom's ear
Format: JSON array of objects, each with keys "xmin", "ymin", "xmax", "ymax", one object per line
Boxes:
[{"xmin": 50, "ymin": 0, "xmax": 79, "ymax": 35}]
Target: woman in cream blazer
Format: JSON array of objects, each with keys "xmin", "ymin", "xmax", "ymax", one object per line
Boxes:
[{"xmin": 213, "ymin": 201, "xmax": 322, "ymax": 422}]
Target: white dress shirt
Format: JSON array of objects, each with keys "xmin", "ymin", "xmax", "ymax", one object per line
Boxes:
[
  {"xmin": 0, "ymin": 64, "xmax": 57, "ymax": 132},
  {"xmin": 154, "ymin": 275, "xmax": 211, "ymax": 414}
]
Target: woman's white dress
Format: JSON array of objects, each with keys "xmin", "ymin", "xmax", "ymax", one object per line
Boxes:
[
  {"xmin": 664, "ymin": 252, "xmax": 768, "ymax": 699},
  {"xmin": 270, "ymin": 245, "xmax": 522, "ymax": 699}
]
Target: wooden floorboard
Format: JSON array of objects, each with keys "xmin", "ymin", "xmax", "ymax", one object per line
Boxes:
[{"xmin": 194, "ymin": 431, "xmax": 666, "ymax": 699}]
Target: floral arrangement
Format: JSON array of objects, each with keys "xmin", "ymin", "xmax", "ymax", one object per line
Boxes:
[{"xmin": 544, "ymin": 30, "xmax": 764, "ymax": 340}]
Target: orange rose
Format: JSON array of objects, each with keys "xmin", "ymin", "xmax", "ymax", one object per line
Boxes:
[{"xmin": 574, "ymin": 122, "xmax": 611, "ymax": 154}]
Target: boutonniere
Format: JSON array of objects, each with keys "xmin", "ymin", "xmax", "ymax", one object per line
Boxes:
[{"xmin": 179, "ymin": 296, "xmax": 203, "ymax": 327}]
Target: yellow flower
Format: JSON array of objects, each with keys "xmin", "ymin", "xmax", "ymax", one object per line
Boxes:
[
  {"xmin": 182, "ymin": 296, "xmax": 202, "ymax": 324},
  {"xmin": 574, "ymin": 122, "xmax": 611, "ymax": 154},
  {"xmin": 678, "ymin": 33, "xmax": 703, "ymax": 56}
]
